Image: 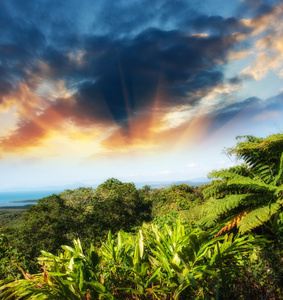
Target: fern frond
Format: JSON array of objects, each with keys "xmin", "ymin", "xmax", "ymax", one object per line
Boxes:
[
  {"xmin": 227, "ymin": 174, "xmax": 277, "ymax": 194},
  {"xmin": 238, "ymin": 201, "xmax": 282, "ymax": 234},
  {"xmin": 202, "ymin": 179, "xmax": 231, "ymax": 199},
  {"xmin": 208, "ymin": 169, "xmax": 237, "ymax": 180},
  {"xmin": 225, "ymin": 134, "xmax": 283, "ymax": 172},
  {"xmin": 206, "ymin": 194, "xmax": 267, "ymax": 216},
  {"xmin": 206, "ymin": 195, "xmax": 244, "ymax": 215},
  {"xmin": 197, "ymin": 214, "xmax": 219, "ymax": 228},
  {"xmin": 221, "ymin": 165, "xmax": 250, "ymax": 176},
  {"xmin": 213, "ymin": 211, "xmax": 248, "ymax": 238},
  {"xmin": 180, "ymin": 206, "xmax": 205, "ymax": 221},
  {"xmin": 200, "ymin": 133, "xmax": 283, "ymax": 234},
  {"xmin": 252, "ymin": 160, "xmax": 277, "ymax": 183},
  {"xmin": 273, "ymin": 152, "xmax": 283, "ymax": 186}
]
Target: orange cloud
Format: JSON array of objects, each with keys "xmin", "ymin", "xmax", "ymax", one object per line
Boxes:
[
  {"xmin": 0, "ymin": 81, "xmax": 43, "ymax": 115},
  {"xmin": 100, "ymin": 112, "xmax": 162, "ymax": 152},
  {"xmin": 240, "ymin": 2, "xmax": 283, "ymax": 80},
  {"xmin": 227, "ymin": 50, "xmax": 252, "ymax": 60},
  {"xmin": 0, "ymin": 86, "xmax": 117, "ymax": 155},
  {"xmin": 0, "ymin": 105, "xmax": 64, "ymax": 151},
  {"xmin": 98, "ymin": 107, "xmax": 214, "ymax": 157}
]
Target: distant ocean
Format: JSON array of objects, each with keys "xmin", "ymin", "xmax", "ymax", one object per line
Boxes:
[{"xmin": 0, "ymin": 190, "xmax": 63, "ymax": 207}]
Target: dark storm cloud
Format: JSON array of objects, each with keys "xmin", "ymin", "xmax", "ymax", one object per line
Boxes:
[
  {"xmin": 0, "ymin": 66, "xmax": 14, "ymax": 100},
  {"xmin": 183, "ymin": 15, "xmax": 252, "ymax": 37},
  {"xmin": 0, "ymin": 1, "xmax": 47, "ymax": 99},
  {"xmin": 67, "ymin": 28, "xmax": 239, "ymax": 129},
  {"xmin": 7, "ymin": 20, "xmax": 239, "ymax": 130}
]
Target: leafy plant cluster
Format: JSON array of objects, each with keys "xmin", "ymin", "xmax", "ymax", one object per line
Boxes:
[{"xmin": 1, "ymin": 222, "xmax": 263, "ymax": 299}]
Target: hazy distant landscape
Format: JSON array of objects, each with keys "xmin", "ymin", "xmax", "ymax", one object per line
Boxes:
[{"xmin": 0, "ymin": 178, "xmax": 210, "ymax": 207}]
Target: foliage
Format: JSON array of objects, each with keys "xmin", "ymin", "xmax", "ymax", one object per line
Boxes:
[
  {"xmin": 199, "ymin": 134, "xmax": 283, "ymax": 235},
  {"xmin": 18, "ymin": 195, "xmax": 77, "ymax": 261},
  {"xmin": 0, "ymin": 238, "xmax": 110, "ymax": 299},
  {"xmin": 59, "ymin": 187, "xmax": 95, "ymax": 213},
  {"xmin": 147, "ymin": 184, "xmax": 205, "ymax": 230},
  {"xmin": 0, "ymin": 229, "xmax": 29, "ymax": 280},
  {"xmin": 0, "ymin": 209, "xmax": 25, "ymax": 229},
  {"xmin": 13, "ymin": 180, "xmax": 152, "ymax": 265},
  {"xmin": 91, "ymin": 178, "xmax": 152, "ymax": 233},
  {"xmin": 141, "ymin": 184, "xmax": 203, "ymax": 221},
  {"xmin": 0, "ymin": 222, "xmax": 263, "ymax": 299}
]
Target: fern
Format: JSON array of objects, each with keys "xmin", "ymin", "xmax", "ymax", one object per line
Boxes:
[
  {"xmin": 213, "ymin": 211, "xmax": 248, "ymax": 238},
  {"xmin": 206, "ymin": 194, "xmax": 263, "ymax": 215},
  {"xmin": 227, "ymin": 176, "xmax": 276, "ymax": 194},
  {"xmin": 203, "ymin": 178, "xmax": 243, "ymax": 199},
  {"xmin": 197, "ymin": 214, "xmax": 219, "ymax": 228},
  {"xmin": 273, "ymin": 152, "xmax": 283, "ymax": 186},
  {"xmin": 200, "ymin": 133, "xmax": 283, "ymax": 235},
  {"xmin": 238, "ymin": 201, "xmax": 282, "ymax": 234}
]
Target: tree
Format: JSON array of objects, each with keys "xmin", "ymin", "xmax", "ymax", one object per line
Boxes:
[
  {"xmin": 18, "ymin": 195, "xmax": 76, "ymax": 261},
  {"xmin": 199, "ymin": 133, "xmax": 283, "ymax": 235},
  {"xmin": 14, "ymin": 179, "xmax": 152, "ymax": 266},
  {"xmin": 59, "ymin": 187, "xmax": 95, "ymax": 211},
  {"xmin": 90, "ymin": 178, "xmax": 151, "ymax": 233}
]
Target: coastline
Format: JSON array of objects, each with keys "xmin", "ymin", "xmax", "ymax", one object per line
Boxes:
[
  {"xmin": 0, "ymin": 205, "xmax": 32, "ymax": 210},
  {"xmin": 0, "ymin": 199, "xmax": 38, "ymax": 209}
]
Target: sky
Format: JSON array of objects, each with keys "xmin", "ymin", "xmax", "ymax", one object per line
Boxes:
[{"xmin": 0, "ymin": 0, "xmax": 283, "ymax": 190}]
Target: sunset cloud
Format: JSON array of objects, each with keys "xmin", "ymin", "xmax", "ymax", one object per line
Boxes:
[{"xmin": 240, "ymin": 2, "xmax": 283, "ymax": 80}]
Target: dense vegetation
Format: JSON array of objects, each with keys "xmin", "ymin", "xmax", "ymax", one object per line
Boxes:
[{"xmin": 0, "ymin": 133, "xmax": 283, "ymax": 299}]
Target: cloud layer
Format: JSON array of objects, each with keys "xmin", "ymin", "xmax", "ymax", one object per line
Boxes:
[{"xmin": 0, "ymin": 0, "xmax": 283, "ymax": 155}]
